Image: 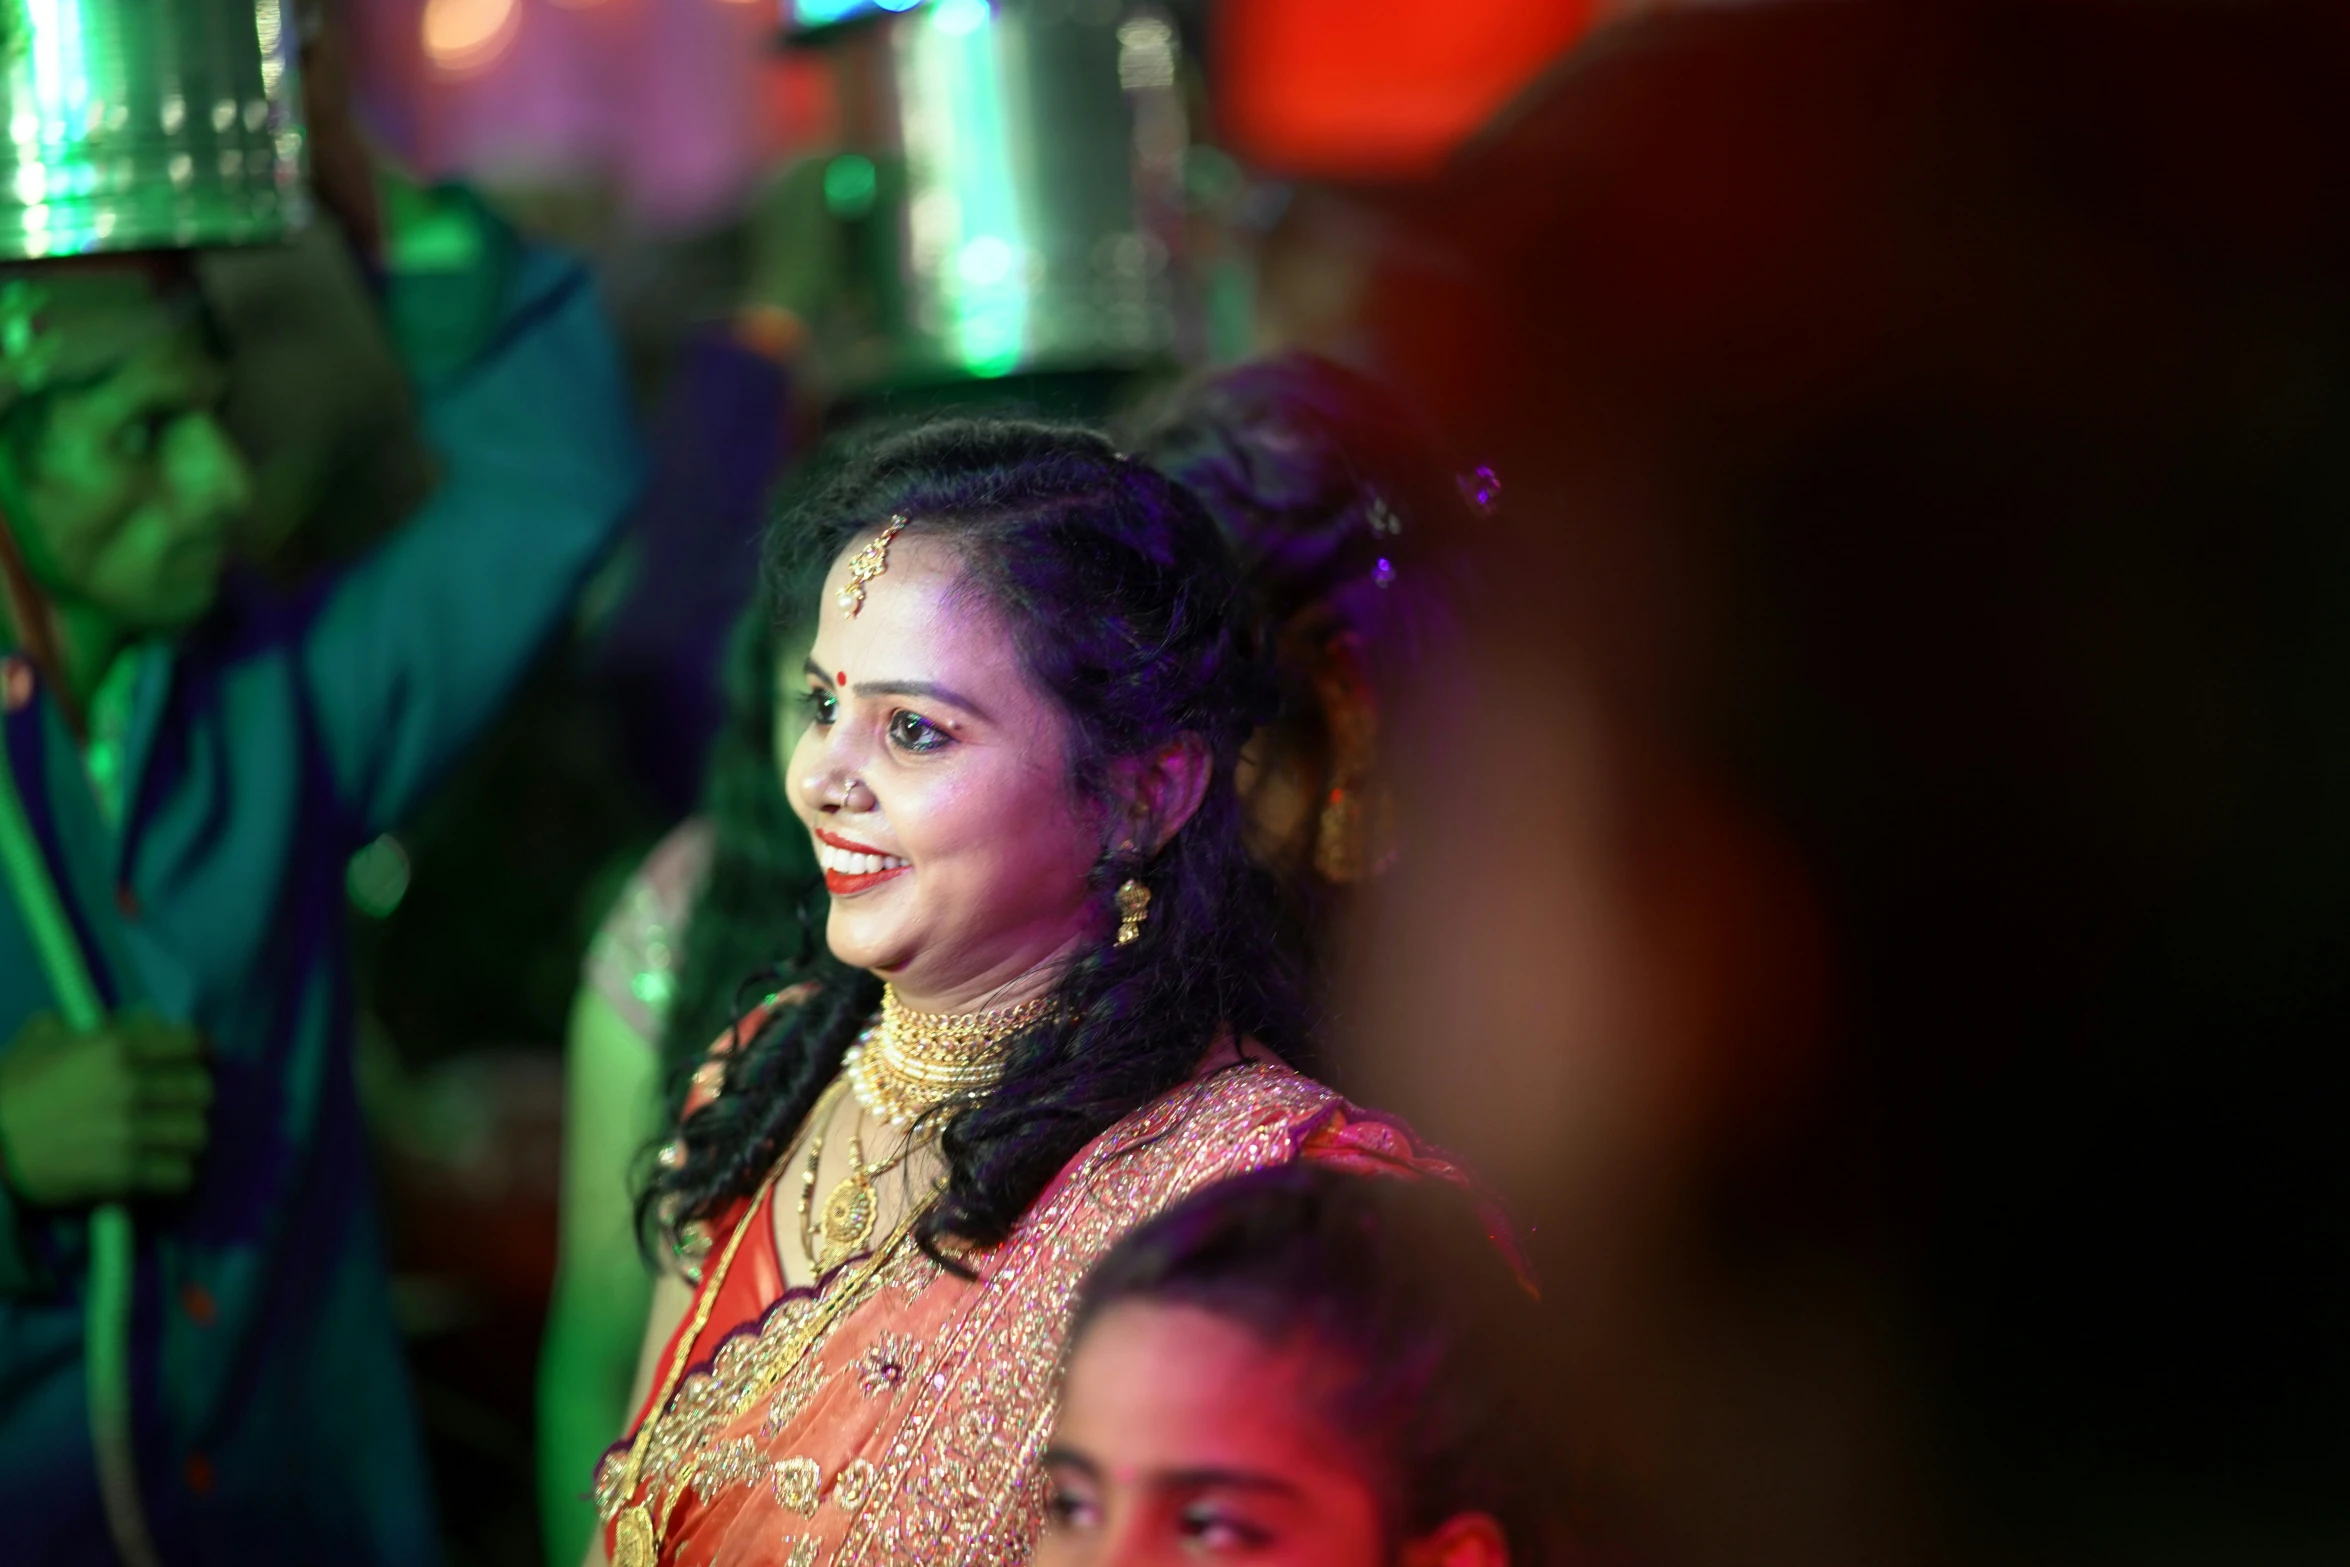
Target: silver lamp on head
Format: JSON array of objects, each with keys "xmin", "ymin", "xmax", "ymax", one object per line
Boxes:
[
  {"xmin": 1, "ymin": 0, "xmax": 310, "ymax": 261},
  {"xmin": 785, "ymin": 0, "xmax": 1192, "ymax": 389}
]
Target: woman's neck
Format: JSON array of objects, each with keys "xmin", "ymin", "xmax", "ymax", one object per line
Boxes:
[{"xmin": 882, "ymin": 928, "xmax": 1095, "ymax": 1016}]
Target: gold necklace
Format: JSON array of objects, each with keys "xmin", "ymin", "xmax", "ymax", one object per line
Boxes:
[
  {"xmin": 791, "ymin": 1077, "xmax": 851, "ymax": 1265},
  {"xmin": 795, "ymin": 1074, "xmax": 917, "ymax": 1272},
  {"xmin": 842, "ymin": 987, "xmax": 1051, "ymax": 1129}
]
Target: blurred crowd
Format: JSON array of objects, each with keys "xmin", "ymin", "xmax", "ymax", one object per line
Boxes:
[{"xmin": 5, "ymin": 1, "xmax": 2349, "ymax": 1565}]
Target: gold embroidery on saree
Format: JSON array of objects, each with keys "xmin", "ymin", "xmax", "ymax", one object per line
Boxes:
[
  {"xmin": 623, "ymin": 1226, "xmax": 901, "ymax": 1521},
  {"xmin": 837, "ymin": 1065, "xmax": 1339, "ymax": 1566},
  {"xmin": 763, "ymin": 1359, "xmax": 829, "ymax": 1440},
  {"xmin": 772, "ymin": 1456, "xmax": 823, "ymax": 1516},
  {"xmin": 607, "ymin": 1064, "xmax": 1342, "ymax": 1566},
  {"xmin": 856, "ymin": 1332, "xmax": 924, "ymax": 1397},
  {"xmin": 593, "ymin": 1447, "xmax": 631, "ymax": 1524},
  {"xmin": 694, "ymin": 1436, "xmax": 767, "ymax": 1501},
  {"xmin": 882, "ymin": 1245, "xmax": 943, "ymax": 1308},
  {"xmin": 834, "ymin": 1457, "xmax": 878, "ymax": 1515}
]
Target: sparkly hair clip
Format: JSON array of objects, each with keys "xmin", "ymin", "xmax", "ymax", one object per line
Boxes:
[{"xmin": 838, "ymin": 514, "xmax": 910, "ymax": 618}]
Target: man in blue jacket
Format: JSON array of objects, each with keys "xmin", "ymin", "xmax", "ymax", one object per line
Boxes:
[{"xmin": 0, "ymin": 100, "xmax": 645, "ymax": 1567}]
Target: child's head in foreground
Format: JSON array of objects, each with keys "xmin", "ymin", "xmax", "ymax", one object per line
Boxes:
[{"xmin": 1040, "ymin": 1165, "xmax": 1547, "ymax": 1567}]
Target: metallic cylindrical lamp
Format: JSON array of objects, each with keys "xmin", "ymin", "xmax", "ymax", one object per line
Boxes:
[
  {"xmin": 787, "ymin": 0, "xmax": 1191, "ymax": 389},
  {"xmin": 1, "ymin": 0, "xmax": 309, "ymax": 261}
]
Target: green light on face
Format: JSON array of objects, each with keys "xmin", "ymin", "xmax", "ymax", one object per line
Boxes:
[{"xmin": 822, "ymin": 153, "xmax": 877, "ymax": 219}]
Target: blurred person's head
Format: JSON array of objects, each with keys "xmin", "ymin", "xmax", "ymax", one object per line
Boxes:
[
  {"xmin": 1040, "ymin": 1164, "xmax": 1542, "ymax": 1567},
  {"xmin": 1362, "ymin": 1, "xmax": 2350, "ymax": 1560},
  {"xmin": 0, "ymin": 0, "xmax": 398, "ymax": 670},
  {"xmin": 1, "ymin": 260, "xmax": 252, "ymax": 652},
  {"xmin": 1132, "ymin": 352, "xmax": 1470, "ymax": 904}
]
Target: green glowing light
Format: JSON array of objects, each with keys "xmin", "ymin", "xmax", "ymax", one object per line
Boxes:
[
  {"xmin": 822, "ymin": 153, "xmax": 877, "ymax": 219},
  {"xmin": 6, "ymin": 0, "xmax": 304, "ymax": 259},
  {"xmin": 346, "ymin": 834, "xmax": 413, "ymax": 919},
  {"xmin": 931, "ymin": 0, "xmax": 986, "ymax": 36},
  {"xmin": 793, "ymin": 0, "xmax": 868, "ymax": 26},
  {"xmin": 901, "ymin": 0, "xmax": 1024, "ymax": 378},
  {"xmin": 12, "ymin": 0, "xmax": 93, "ymax": 254},
  {"xmin": 791, "ymin": 0, "xmax": 923, "ymax": 27}
]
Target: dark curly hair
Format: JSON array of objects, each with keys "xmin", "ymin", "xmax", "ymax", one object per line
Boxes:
[
  {"xmin": 653, "ymin": 607, "xmax": 826, "ymax": 1081},
  {"xmin": 1069, "ymin": 1165, "xmax": 1553, "ymax": 1559},
  {"xmin": 640, "ymin": 417, "xmax": 1306, "ymax": 1264}
]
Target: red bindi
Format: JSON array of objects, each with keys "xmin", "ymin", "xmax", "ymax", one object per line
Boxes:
[{"xmin": 836, "ymin": 671, "xmax": 848, "ymax": 687}]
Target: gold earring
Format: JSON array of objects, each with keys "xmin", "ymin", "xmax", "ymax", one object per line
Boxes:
[{"xmin": 1114, "ymin": 879, "xmax": 1152, "ymax": 945}]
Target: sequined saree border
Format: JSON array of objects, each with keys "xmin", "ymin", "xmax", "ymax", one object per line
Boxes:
[{"xmin": 834, "ymin": 1063, "xmax": 1343, "ymax": 1567}]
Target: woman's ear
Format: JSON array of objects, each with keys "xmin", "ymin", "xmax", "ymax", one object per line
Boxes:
[
  {"xmin": 1112, "ymin": 732, "xmax": 1215, "ymax": 854},
  {"xmin": 1398, "ymin": 1511, "xmax": 1513, "ymax": 1567}
]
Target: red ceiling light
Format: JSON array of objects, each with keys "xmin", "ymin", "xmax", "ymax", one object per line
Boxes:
[{"xmin": 1216, "ymin": 0, "xmax": 1599, "ymax": 179}]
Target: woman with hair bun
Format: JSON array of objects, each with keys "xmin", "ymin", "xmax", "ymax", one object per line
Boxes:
[
  {"xmin": 586, "ymin": 419, "xmax": 1461, "ymax": 1567},
  {"xmin": 1130, "ymin": 352, "xmax": 1475, "ymax": 1009}
]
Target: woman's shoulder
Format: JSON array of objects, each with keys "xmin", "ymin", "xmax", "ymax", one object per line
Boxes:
[
  {"xmin": 1131, "ymin": 1051, "xmax": 1345, "ymax": 1147},
  {"xmin": 582, "ymin": 817, "xmax": 718, "ymax": 1042},
  {"xmin": 1058, "ymin": 1052, "xmax": 1473, "ymax": 1212},
  {"xmin": 1066, "ymin": 1056, "xmax": 1527, "ymax": 1289}
]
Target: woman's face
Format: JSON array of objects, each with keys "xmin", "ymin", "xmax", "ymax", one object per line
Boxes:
[
  {"xmin": 788, "ymin": 529, "xmax": 1108, "ymax": 1008},
  {"xmin": 1038, "ymin": 1302, "xmax": 1389, "ymax": 1567}
]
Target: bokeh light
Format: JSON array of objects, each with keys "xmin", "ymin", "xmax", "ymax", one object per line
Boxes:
[
  {"xmin": 422, "ymin": 0, "xmax": 522, "ymax": 77},
  {"xmin": 822, "ymin": 154, "xmax": 878, "ymax": 219}
]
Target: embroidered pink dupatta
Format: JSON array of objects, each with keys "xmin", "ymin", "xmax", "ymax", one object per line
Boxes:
[{"xmin": 596, "ymin": 1060, "xmax": 1468, "ymax": 1567}]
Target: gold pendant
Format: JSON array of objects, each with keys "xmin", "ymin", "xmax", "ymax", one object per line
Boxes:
[
  {"xmin": 818, "ymin": 1167, "xmax": 878, "ymax": 1271},
  {"xmin": 614, "ymin": 1504, "xmax": 658, "ymax": 1567}
]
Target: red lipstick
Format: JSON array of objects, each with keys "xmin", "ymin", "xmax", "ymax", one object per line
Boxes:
[
  {"xmin": 823, "ymin": 865, "xmax": 908, "ymax": 895},
  {"xmin": 815, "ymin": 829, "xmax": 911, "ymax": 896}
]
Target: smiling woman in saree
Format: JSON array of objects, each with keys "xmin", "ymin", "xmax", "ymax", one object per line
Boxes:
[{"xmin": 586, "ymin": 421, "xmax": 1462, "ymax": 1567}]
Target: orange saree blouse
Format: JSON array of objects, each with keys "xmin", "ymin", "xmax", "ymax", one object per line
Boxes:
[{"xmin": 594, "ymin": 1056, "xmax": 1469, "ymax": 1567}]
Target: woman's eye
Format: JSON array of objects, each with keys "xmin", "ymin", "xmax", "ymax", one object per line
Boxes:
[
  {"xmin": 1177, "ymin": 1505, "xmax": 1272, "ymax": 1552},
  {"xmin": 1044, "ymin": 1485, "xmax": 1101, "ymax": 1532},
  {"xmin": 800, "ymin": 687, "xmax": 837, "ymax": 726},
  {"xmin": 888, "ymin": 710, "xmax": 951, "ymax": 753}
]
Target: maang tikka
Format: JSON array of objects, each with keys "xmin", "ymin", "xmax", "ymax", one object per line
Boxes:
[{"xmin": 838, "ymin": 514, "xmax": 910, "ymax": 617}]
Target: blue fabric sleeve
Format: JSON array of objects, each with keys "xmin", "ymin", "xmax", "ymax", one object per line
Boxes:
[{"xmin": 295, "ymin": 239, "xmax": 647, "ymax": 840}]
